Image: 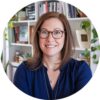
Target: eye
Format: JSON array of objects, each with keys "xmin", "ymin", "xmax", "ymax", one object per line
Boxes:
[
  {"xmin": 54, "ymin": 30, "xmax": 61, "ymax": 34},
  {"xmin": 40, "ymin": 29, "xmax": 48, "ymax": 34}
]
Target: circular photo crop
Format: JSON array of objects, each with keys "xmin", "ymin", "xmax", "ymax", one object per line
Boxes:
[{"xmin": 1, "ymin": 0, "xmax": 100, "ymax": 99}]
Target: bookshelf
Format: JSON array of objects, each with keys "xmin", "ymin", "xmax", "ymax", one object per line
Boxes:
[{"xmin": 7, "ymin": 1, "xmax": 94, "ymax": 81}]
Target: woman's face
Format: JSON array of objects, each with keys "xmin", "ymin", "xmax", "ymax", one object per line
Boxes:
[{"xmin": 39, "ymin": 18, "xmax": 65, "ymax": 57}]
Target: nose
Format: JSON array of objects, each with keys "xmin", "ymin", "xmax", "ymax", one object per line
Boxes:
[{"xmin": 47, "ymin": 32, "xmax": 55, "ymax": 41}]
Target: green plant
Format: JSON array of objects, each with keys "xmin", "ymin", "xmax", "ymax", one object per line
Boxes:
[
  {"xmin": 80, "ymin": 21, "xmax": 100, "ymax": 64},
  {"xmin": 91, "ymin": 28, "xmax": 100, "ymax": 64},
  {"xmin": 80, "ymin": 20, "xmax": 91, "ymax": 62},
  {"xmin": 80, "ymin": 20, "xmax": 91, "ymax": 32},
  {"xmin": 81, "ymin": 48, "xmax": 90, "ymax": 58},
  {"xmin": 92, "ymin": 28, "xmax": 98, "ymax": 38},
  {"xmin": 80, "ymin": 48, "xmax": 90, "ymax": 65},
  {"xmin": 1, "ymin": 51, "xmax": 9, "ymax": 73},
  {"xmin": 1, "ymin": 27, "xmax": 10, "ymax": 73}
]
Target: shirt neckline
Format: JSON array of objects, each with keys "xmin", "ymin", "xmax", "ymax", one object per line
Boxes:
[{"xmin": 42, "ymin": 65, "xmax": 61, "ymax": 99}]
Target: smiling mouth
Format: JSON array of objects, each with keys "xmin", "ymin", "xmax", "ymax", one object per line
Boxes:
[{"xmin": 45, "ymin": 45, "xmax": 56, "ymax": 48}]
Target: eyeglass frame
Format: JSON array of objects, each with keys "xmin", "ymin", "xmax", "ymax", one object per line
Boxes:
[{"xmin": 38, "ymin": 28, "xmax": 65, "ymax": 39}]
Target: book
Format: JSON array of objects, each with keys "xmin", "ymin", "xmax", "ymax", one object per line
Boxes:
[
  {"xmin": 13, "ymin": 26, "xmax": 19, "ymax": 43},
  {"xmin": 29, "ymin": 25, "xmax": 35, "ymax": 44},
  {"xmin": 68, "ymin": 4, "xmax": 77, "ymax": 18},
  {"xmin": 76, "ymin": 9, "xmax": 87, "ymax": 17},
  {"xmin": 26, "ymin": 3, "xmax": 35, "ymax": 20},
  {"xmin": 19, "ymin": 25, "xmax": 28, "ymax": 43}
]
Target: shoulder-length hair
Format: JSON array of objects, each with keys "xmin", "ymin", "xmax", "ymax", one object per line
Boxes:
[{"xmin": 27, "ymin": 12, "xmax": 75, "ymax": 70}]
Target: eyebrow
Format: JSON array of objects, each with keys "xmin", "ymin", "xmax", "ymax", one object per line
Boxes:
[{"xmin": 40, "ymin": 28, "xmax": 64, "ymax": 31}]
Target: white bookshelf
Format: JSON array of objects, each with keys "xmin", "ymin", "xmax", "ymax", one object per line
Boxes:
[
  {"xmin": 68, "ymin": 17, "xmax": 88, "ymax": 21},
  {"xmin": 7, "ymin": 1, "xmax": 95, "ymax": 81},
  {"xmin": 11, "ymin": 43, "xmax": 32, "ymax": 47}
]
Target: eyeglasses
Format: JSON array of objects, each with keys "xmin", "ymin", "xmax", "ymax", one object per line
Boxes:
[{"xmin": 38, "ymin": 28, "xmax": 64, "ymax": 39}]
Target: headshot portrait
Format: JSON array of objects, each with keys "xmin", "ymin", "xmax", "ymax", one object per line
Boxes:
[{"xmin": 1, "ymin": 0, "xmax": 100, "ymax": 100}]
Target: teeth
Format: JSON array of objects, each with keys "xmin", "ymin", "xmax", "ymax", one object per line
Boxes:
[{"xmin": 46, "ymin": 45, "xmax": 55, "ymax": 48}]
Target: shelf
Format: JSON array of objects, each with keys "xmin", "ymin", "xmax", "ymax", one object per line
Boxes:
[
  {"xmin": 68, "ymin": 17, "xmax": 89, "ymax": 21},
  {"xmin": 10, "ymin": 20, "xmax": 36, "ymax": 26},
  {"xmin": 12, "ymin": 17, "xmax": 88, "ymax": 23},
  {"xmin": 11, "ymin": 43, "xmax": 32, "ymax": 47},
  {"xmin": 11, "ymin": 17, "xmax": 88, "ymax": 26},
  {"xmin": 12, "ymin": 20, "xmax": 29, "ymax": 23},
  {"xmin": 12, "ymin": 20, "xmax": 37, "ymax": 24},
  {"xmin": 74, "ymin": 47, "xmax": 90, "ymax": 51}
]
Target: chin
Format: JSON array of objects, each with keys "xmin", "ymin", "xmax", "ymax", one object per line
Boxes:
[{"xmin": 45, "ymin": 52, "xmax": 60, "ymax": 57}]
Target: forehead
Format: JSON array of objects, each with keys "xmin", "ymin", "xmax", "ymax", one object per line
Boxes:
[{"xmin": 41, "ymin": 18, "xmax": 64, "ymax": 30}]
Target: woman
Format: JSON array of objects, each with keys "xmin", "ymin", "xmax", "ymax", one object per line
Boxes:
[{"xmin": 13, "ymin": 12, "xmax": 92, "ymax": 99}]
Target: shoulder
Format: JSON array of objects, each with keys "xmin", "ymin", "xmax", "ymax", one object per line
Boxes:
[
  {"xmin": 15, "ymin": 61, "xmax": 32, "ymax": 73},
  {"xmin": 13, "ymin": 60, "xmax": 39, "ymax": 85},
  {"xmin": 67, "ymin": 58, "xmax": 87, "ymax": 65},
  {"xmin": 64, "ymin": 58, "xmax": 92, "ymax": 90},
  {"xmin": 14, "ymin": 60, "xmax": 42, "ymax": 77},
  {"xmin": 64, "ymin": 58, "xmax": 92, "ymax": 77},
  {"xmin": 13, "ymin": 61, "xmax": 35, "ymax": 95},
  {"xmin": 68, "ymin": 58, "xmax": 92, "ymax": 80},
  {"xmin": 67, "ymin": 58, "xmax": 90, "ymax": 69},
  {"xmin": 14, "ymin": 61, "xmax": 35, "ymax": 81}
]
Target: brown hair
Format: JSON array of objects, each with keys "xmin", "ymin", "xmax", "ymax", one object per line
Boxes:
[{"xmin": 27, "ymin": 12, "xmax": 75, "ymax": 70}]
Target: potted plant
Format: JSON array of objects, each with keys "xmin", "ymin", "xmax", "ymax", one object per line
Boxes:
[
  {"xmin": 80, "ymin": 20, "xmax": 91, "ymax": 32},
  {"xmin": 80, "ymin": 20, "xmax": 100, "ymax": 65},
  {"xmin": 79, "ymin": 48, "xmax": 90, "ymax": 64},
  {"xmin": 76, "ymin": 20, "xmax": 91, "ymax": 48}
]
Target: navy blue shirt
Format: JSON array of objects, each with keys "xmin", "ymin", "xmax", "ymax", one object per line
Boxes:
[{"xmin": 13, "ymin": 58, "xmax": 92, "ymax": 100}]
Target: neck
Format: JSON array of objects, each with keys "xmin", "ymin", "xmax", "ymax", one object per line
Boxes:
[{"xmin": 43, "ymin": 54, "xmax": 61, "ymax": 70}]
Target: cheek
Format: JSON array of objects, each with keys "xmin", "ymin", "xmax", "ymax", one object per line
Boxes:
[
  {"xmin": 60, "ymin": 41, "xmax": 64, "ymax": 49},
  {"xmin": 56, "ymin": 39, "xmax": 65, "ymax": 52},
  {"xmin": 39, "ymin": 39, "xmax": 45, "ymax": 50},
  {"xmin": 60, "ymin": 36, "xmax": 65, "ymax": 47}
]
